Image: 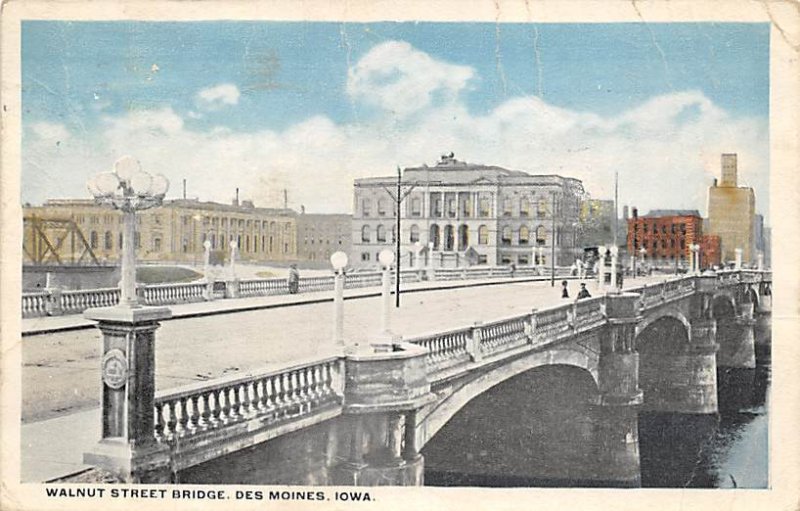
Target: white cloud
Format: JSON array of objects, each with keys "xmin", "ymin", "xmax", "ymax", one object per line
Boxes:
[
  {"xmin": 22, "ymin": 42, "xmax": 769, "ymax": 223},
  {"xmin": 29, "ymin": 122, "xmax": 71, "ymax": 142},
  {"xmin": 196, "ymin": 84, "xmax": 241, "ymax": 110},
  {"xmin": 347, "ymin": 41, "xmax": 475, "ymax": 118}
]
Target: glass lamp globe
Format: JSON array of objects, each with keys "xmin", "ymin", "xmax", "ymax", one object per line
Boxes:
[
  {"xmin": 330, "ymin": 251, "xmax": 348, "ymax": 271},
  {"xmin": 114, "ymin": 156, "xmax": 140, "ymax": 182},
  {"xmin": 151, "ymin": 174, "xmax": 169, "ymax": 197},
  {"xmin": 130, "ymin": 171, "xmax": 153, "ymax": 196},
  {"xmin": 378, "ymin": 249, "xmax": 395, "ymax": 267},
  {"xmin": 94, "ymin": 172, "xmax": 120, "ymax": 196}
]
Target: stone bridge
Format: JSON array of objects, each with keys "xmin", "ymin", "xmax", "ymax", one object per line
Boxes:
[{"xmin": 79, "ymin": 269, "xmax": 771, "ymax": 487}]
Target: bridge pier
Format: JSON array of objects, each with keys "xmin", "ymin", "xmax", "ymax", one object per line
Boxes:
[
  {"xmin": 717, "ymin": 302, "xmax": 756, "ymax": 369},
  {"xmin": 594, "ymin": 293, "xmax": 644, "ymax": 487},
  {"xmin": 330, "ymin": 342, "xmax": 435, "ymax": 486},
  {"xmin": 83, "ymin": 305, "xmax": 173, "ymax": 483}
]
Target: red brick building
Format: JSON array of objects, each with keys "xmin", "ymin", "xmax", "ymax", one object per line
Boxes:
[{"xmin": 627, "ymin": 210, "xmax": 720, "ymax": 269}]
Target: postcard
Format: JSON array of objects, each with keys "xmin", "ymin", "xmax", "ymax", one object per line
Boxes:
[{"xmin": 1, "ymin": 1, "xmax": 798, "ymax": 510}]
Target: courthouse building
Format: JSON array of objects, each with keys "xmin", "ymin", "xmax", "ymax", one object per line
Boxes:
[
  {"xmin": 351, "ymin": 153, "xmax": 584, "ymax": 269},
  {"xmin": 295, "ymin": 209, "xmax": 352, "ymax": 265},
  {"xmin": 707, "ymin": 153, "xmax": 756, "ymax": 263}
]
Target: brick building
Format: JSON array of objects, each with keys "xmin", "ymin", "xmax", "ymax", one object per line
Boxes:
[{"xmin": 627, "ymin": 210, "xmax": 720, "ymax": 269}]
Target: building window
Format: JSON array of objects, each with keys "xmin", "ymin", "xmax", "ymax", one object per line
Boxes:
[
  {"xmin": 461, "ymin": 196, "xmax": 471, "ymax": 217},
  {"xmin": 501, "ymin": 255, "xmax": 512, "ymax": 264},
  {"xmin": 153, "ymin": 237, "xmax": 162, "ymax": 251},
  {"xmin": 377, "ymin": 199, "xmax": 386, "ymax": 216},
  {"xmin": 537, "ymin": 199, "xmax": 548, "ymax": 218},
  {"xmin": 518, "ymin": 255, "xmax": 529, "ymax": 265},
  {"xmin": 479, "ymin": 197, "xmax": 490, "ymax": 217},
  {"xmin": 458, "ymin": 225, "xmax": 469, "ymax": 251},
  {"xmin": 536, "ymin": 226, "xmax": 547, "ymax": 246},
  {"xmin": 377, "ymin": 225, "xmax": 386, "ymax": 243},
  {"xmin": 447, "ymin": 198, "xmax": 457, "ymax": 218},
  {"xmin": 104, "ymin": 231, "xmax": 113, "ymax": 250},
  {"xmin": 519, "ymin": 225, "xmax": 530, "ymax": 245},
  {"xmin": 520, "ymin": 198, "xmax": 531, "ymax": 217},
  {"xmin": 478, "ymin": 225, "xmax": 489, "ymax": 245},
  {"xmin": 411, "ymin": 198, "xmax": 421, "ymax": 217},
  {"xmin": 410, "ymin": 224, "xmax": 420, "ymax": 243},
  {"xmin": 90, "ymin": 231, "xmax": 98, "ymax": 249},
  {"xmin": 362, "ymin": 199, "xmax": 371, "ymax": 217},
  {"xmin": 478, "ymin": 255, "xmax": 488, "ymax": 264},
  {"xmin": 503, "ymin": 198, "xmax": 512, "ymax": 217},
  {"xmin": 430, "ymin": 224, "xmax": 440, "ymax": 250},
  {"xmin": 433, "ymin": 198, "xmax": 443, "ymax": 217},
  {"xmin": 361, "ymin": 225, "xmax": 371, "ymax": 243},
  {"xmin": 501, "ymin": 226, "xmax": 512, "ymax": 246},
  {"xmin": 118, "ymin": 233, "xmax": 123, "ymax": 249},
  {"xmin": 443, "ymin": 225, "xmax": 455, "ymax": 251},
  {"xmin": 361, "ymin": 252, "xmax": 370, "ymax": 261}
]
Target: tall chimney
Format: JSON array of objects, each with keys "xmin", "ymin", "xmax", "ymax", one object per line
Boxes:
[
  {"xmin": 233, "ymin": 187, "xmax": 239, "ymax": 207},
  {"xmin": 283, "ymin": 189, "xmax": 288, "ymax": 210},
  {"xmin": 183, "ymin": 179, "xmax": 186, "ymax": 199}
]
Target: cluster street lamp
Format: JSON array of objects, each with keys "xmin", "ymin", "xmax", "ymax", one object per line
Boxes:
[
  {"xmin": 83, "ymin": 156, "xmax": 172, "ymax": 482},
  {"xmin": 87, "ymin": 155, "xmax": 169, "ymax": 308}
]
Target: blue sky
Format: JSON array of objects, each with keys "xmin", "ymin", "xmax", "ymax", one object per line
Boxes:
[{"xmin": 21, "ymin": 21, "xmax": 769, "ymax": 217}]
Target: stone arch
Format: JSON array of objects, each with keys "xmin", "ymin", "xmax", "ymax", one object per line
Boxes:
[
  {"xmin": 416, "ymin": 348, "xmax": 599, "ymax": 449},
  {"xmin": 635, "ymin": 307, "xmax": 692, "ymax": 342},
  {"xmin": 712, "ymin": 291, "xmax": 737, "ymax": 315}
]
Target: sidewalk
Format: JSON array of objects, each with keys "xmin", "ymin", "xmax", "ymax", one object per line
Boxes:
[
  {"xmin": 21, "ymin": 407, "xmax": 99, "ymax": 482},
  {"xmin": 22, "ymin": 275, "xmax": 575, "ymax": 336}
]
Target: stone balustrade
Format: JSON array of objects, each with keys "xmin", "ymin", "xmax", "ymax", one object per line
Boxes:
[
  {"xmin": 409, "ymin": 325, "xmax": 472, "ymax": 372},
  {"xmin": 23, "ymin": 265, "xmax": 576, "ymax": 318},
  {"xmin": 154, "ymin": 357, "xmax": 342, "ymax": 449},
  {"xmin": 479, "ymin": 315, "xmax": 529, "ymax": 356}
]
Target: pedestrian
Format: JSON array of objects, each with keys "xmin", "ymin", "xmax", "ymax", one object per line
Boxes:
[
  {"xmin": 577, "ymin": 283, "xmax": 591, "ymax": 299},
  {"xmin": 288, "ymin": 264, "xmax": 300, "ymax": 294},
  {"xmin": 561, "ymin": 280, "xmax": 569, "ymax": 299}
]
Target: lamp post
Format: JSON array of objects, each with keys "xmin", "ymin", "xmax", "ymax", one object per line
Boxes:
[
  {"xmin": 598, "ymin": 245, "xmax": 608, "ymax": 292},
  {"xmin": 413, "ymin": 241, "xmax": 423, "ymax": 270},
  {"xmin": 83, "ymin": 156, "xmax": 172, "ymax": 482},
  {"xmin": 379, "ymin": 249, "xmax": 395, "ymax": 336},
  {"xmin": 639, "ymin": 247, "xmax": 646, "ymax": 276},
  {"xmin": 87, "ymin": 155, "xmax": 169, "ymax": 308},
  {"xmin": 330, "ymin": 251, "xmax": 348, "ymax": 348},
  {"xmin": 734, "ymin": 248, "xmax": 743, "ymax": 270},
  {"xmin": 689, "ymin": 244, "xmax": 700, "ymax": 274},
  {"xmin": 550, "ymin": 192, "xmax": 557, "ymax": 287},
  {"xmin": 609, "ymin": 245, "xmax": 619, "ymax": 291}
]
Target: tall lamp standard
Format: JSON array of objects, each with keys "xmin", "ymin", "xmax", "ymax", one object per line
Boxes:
[
  {"xmin": 330, "ymin": 251, "xmax": 348, "ymax": 349},
  {"xmin": 84, "ymin": 156, "xmax": 172, "ymax": 482},
  {"xmin": 87, "ymin": 156, "xmax": 169, "ymax": 307}
]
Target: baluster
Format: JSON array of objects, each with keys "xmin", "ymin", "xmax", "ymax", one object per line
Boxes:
[
  {"xmin": 154, "ymin": 401, "xmax": 165, "ymax": 440},
  {"xmin": 229, "ymin": 385, "xmax": 243, "ymax": 421},
  {"xmin": 189, "ymin": 395, "xmax": 201, "ymax": 433},
  {"xmin": 166, "ymin": 400, "xmax": 178, "ymax": 439},
  {"xmin": 177, "ymin": 397, "xmax": 189, "ymax": 436},
  {"xmin": 209, "ymin": 390, "xmax": 222, "ymax": 428},
  {"xmin": 264, "ymin": 376, "xmax": 278, "ymax": 418},
  {"xmin": 219, "ymin": 387, "xmax": 231, "ymax": 424}
]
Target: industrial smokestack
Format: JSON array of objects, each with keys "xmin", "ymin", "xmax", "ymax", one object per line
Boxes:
[{"xmin": 183, "ymin": 179, "xmax": 186, "ymax": 199}]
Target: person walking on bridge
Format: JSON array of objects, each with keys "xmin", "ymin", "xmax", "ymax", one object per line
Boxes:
[
  {"xmin": 577, "ymin": 283, "xmax": 591, "ymax": 299},
  {"xmin": 288, "ymin": 264, "xmax": 300, "ymax": 294},
  {"xmin": 561, "ymin": 280, "xmax": 570, "ymax": 299}
]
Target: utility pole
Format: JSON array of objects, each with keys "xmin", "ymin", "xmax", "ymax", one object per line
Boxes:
[
  {"xmin": 383, "ymin": 166, "xmax": 419, "ymax": 308},
  {"xmin": 613, "ymin": 170, "xmax": 618, "ymax": 248}
]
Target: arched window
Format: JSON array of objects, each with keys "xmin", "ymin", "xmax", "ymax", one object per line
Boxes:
[
  {"xmin": 90, "ymin": 231, "xmax": 98, "ymax": 249},
  {"xmin": 501, "ymin": 226, "xmax": 512, "ymax": 245},
  {"xmin": 478, "ymin": 225, "xmax": 489, "ymax": 245},
  {"xmin": 104, "ymin": 231, "xmax": 113, "ymax": 250},
  {"xmin": 443, "ymin": 225, "xmax": 455, "ymax": 251},
  {"xmin": 536, "ymin": 226, "xmax": 547, "ymax": 246},
  {"xmin": 410, "ymin": 225, "xmax": 420, "ymax": 243},
  {"xmin": 458, "ymin": 225, "xmax": 469, "ymax": 251},
  {"xmin": 376, "ymin": 224, "xmax": 386, "ymax": 242},
  {"xmin": 430, "ymin": 224, "xmax": 440, "ymax": 250},
  {"xmin": 519, "ymin": 225, "xmax": 530, "ymax": 245},
  {"xmin": 361, "ymin": 225, "xmax": 371, "ymax": 243}
]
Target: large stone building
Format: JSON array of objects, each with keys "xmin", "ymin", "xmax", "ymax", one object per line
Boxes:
[
  {"xmin": 296, "ymin": 209, "xmax": 352, "ymax": 266},
  {"xmin": 23, "ymin": 197, "xmax": 299, "ymax": 265},
  {"xmin": 707, "ymin": 153, "xmax": 756, "ymax": 263},
  {"xmin": 351, "ymin": 154, "xmax": 584, "ymax": 269},
  {"xmin": 626, "ymin": 209, "xmax": 720, "ymax": 269}
]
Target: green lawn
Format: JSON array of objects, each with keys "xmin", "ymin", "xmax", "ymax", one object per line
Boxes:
[{"xmin": 136, "ymin": 266, "xmax": 203, "ymax": 284}]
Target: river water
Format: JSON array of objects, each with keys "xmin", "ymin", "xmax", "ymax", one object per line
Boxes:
[{"xmin": 423, "ymin": 347, "xmax": 770, "ymax": 488}]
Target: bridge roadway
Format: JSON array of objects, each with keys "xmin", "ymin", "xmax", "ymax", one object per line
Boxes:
[{"xmin": 23, "ymin": 276, "xmax": 669, "ymax": 424}]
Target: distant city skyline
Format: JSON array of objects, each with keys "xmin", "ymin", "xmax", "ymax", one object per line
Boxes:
[{"xmin": 22, "ymin": 22, "xmax": 769, "ymax": 221}]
